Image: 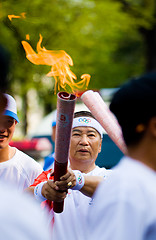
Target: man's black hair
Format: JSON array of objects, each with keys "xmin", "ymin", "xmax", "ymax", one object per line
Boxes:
[
  {"xmin": 110, "ymin": 72, "xmax": 156, "ymax": 146},
  {"xmin": 74, "ymin": 111, "xmax": 96, "ymax": 119}
]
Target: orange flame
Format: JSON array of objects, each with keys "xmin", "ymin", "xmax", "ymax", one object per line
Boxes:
[
  {"xmin": 21, "ymin": 34, "xmax": 90, "ymax": 94},
  {"xmin": 26, "ymin": 34, "xmax": 30, "ymax": 40},
  {"xmin": 8, "ymin": 12, "xmax": 26, "ymax": 21}
]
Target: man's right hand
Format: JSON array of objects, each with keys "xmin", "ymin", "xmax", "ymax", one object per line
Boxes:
[{"xmin": 41, "ymin": 180, "xmax": 67, "ymax": 202}]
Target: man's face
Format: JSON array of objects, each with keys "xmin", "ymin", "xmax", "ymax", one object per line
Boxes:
[
  {"xmin": 0, "ymin": 116, "xmax": 17, "ymax": 149},
  {"xmin": 69, "ymin": 126, "xmax": 102, "ymax": 165}
]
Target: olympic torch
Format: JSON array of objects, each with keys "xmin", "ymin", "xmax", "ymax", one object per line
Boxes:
[
  {"xmin": 53, "ymin": 92, "xmax": 76, "ymax": 213},
  {"xmin": 81, "ymin": 90, "xmax": 127, "ymax": 154}
]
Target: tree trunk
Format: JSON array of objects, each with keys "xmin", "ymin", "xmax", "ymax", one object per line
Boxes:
[{"xmin": 140, "ymin": 25, "xmax": 156, "ymax": 71}]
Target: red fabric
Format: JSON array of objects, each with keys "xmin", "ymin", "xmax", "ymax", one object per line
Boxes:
[
  {"xmin": 30, "ymin": 169, "xmax": 54, "ymax": 211},
  {"xmin": 30, "ymin": 169, "xmax": 53, "ymax": 186}
]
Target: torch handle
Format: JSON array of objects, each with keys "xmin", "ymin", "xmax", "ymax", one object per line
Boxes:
[{"xmin": 53, "ymin": 160, "xmax": 68, "ymax": 213}]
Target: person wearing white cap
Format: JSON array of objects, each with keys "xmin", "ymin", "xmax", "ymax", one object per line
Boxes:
[
  {"xmin": 0, "ymin": 93, "xmax": 43, "ymax": 191},
  {"xmin": 25, "ymin": 111, "xmax": 112, "ymax": 240}
]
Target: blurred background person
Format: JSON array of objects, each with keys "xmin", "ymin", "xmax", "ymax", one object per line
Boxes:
[
  {"xmin": 0, "ymin": 180, "xmax": 52, "ymax": 240},
  {"xmin": 88, "ymin": 72, "xmax": 156, "ymax": 240}
]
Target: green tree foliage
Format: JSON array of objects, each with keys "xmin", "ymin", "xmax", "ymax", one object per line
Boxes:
[
  {"xmin": 114, "ymin": 0, "xmax": 156, "ymax": 72},
  {"xmin": 0, "ymin": 0, "xmax": 155, "ymax": 133},
  {"xmin": 0, "ymin": 0, "xmax": 147, "ymax": 90}
]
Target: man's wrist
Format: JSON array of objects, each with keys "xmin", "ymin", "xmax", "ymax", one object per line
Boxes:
[
  {"xmin": 72, "ymin": 170, "xmax": 85, "ymax": 190},
  {"xmin": 34, "ymin": 181, "xmax": 47, "ymax": 202}
]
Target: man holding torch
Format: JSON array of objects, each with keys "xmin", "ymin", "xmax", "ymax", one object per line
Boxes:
[{"xmin": 26, "ymin": 110, "xmax": 112, "ymax": 240}]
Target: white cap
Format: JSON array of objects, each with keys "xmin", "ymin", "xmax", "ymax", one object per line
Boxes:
[{"xmin": 3, "ymin": 94, "xmax": 19, "ymax": 122}]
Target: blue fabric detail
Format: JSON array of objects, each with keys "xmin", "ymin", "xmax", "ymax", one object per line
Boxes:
[
  {"xmin": 4, "ymin": 110, "xmax": 19, "ymax": 123},
  {"xmin": 43, "ymin": 152, "xmax": 55, "ymax": 171},
  {"xmin": 52, "ymin": 121, "xmax": 56, "ymax": 127}
]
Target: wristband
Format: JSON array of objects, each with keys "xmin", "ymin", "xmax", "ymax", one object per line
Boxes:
[
  {"xmin": 34, "ymin": 181, "xmax": 47, "ymax": 202},
  {"xmin": 72, "ymin": 170, "xmax": 85, "ymax": 190}
]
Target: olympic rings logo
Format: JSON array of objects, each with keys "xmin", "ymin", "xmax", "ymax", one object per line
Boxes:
[{"xmin": 78, "ymin": 118, "xmax": 91, "ymax": 123}]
